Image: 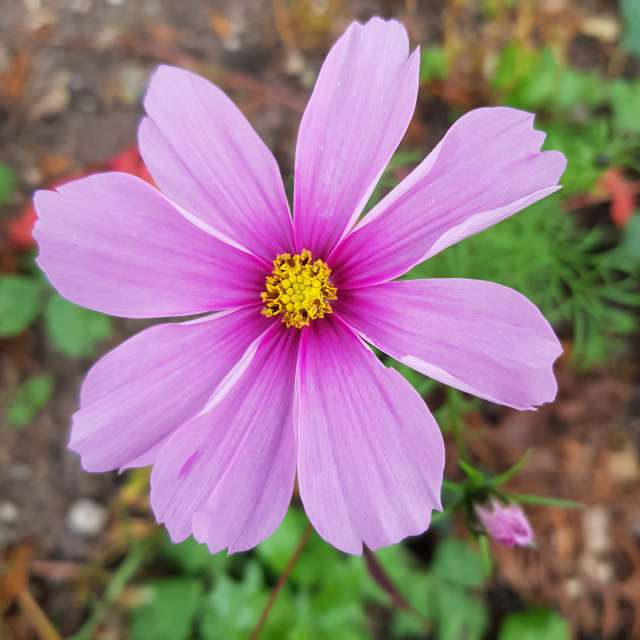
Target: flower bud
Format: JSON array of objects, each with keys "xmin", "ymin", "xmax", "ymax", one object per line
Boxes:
[{"xmin": 475, "ymin": 499, "xmax": 534, "ymax": 547}]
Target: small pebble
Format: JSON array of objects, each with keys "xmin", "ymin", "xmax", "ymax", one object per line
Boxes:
[
  {"xmin": 70, "ymin": 0, "xmax": 92, "ymax": 14},
  {"xmin": 0, "ymin": 502, "xmax": 18, "ymax": 523},
  {"xmin": 68, "ymin": 499, "xmax": 108, "ymax": 537},
  {"xmin": 582, "ymin": 505, "xmax": 610, "ymax": 554}
]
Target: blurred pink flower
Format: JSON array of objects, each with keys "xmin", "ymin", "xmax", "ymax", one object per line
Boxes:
[
  {"xmin": 476, "ymin": 499, "xmax": 535, "ymax": 547},
  {"xmin": 34, "ymin": 18, "xmax": 564, "ymax": 554}
]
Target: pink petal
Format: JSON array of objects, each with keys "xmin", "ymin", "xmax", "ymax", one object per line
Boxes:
[
  {"xmin": 120, "ymin": 438, "xmax": 170, "ymax": 471},
  {"xmin": 293, "ymin": 18, "xmax": 420, "ymax": 258},
  {"xmin": 330, "ymin": 107, "xmax": 566, "ymax": 287},
  {"xmin": 296, "ymin": 317, "xmax": 444, "ymax": 554},
  {"xmin": 34, "ymin": 173, "xmax": 265, "ymax": 318},
  {"xmin": 151, "ymin": 324, "xmax": 298, "ymax": 552},
  {"xmin": 338, "ymin": 279, "xmax": 562, "ymax": 410},
  {"xmin": 140, "ymin": 65, "xmax": 294, "ymax": 262},
  {"xmin": 70, "ymin": 307, "xmax": 271, "ymax": 472}
]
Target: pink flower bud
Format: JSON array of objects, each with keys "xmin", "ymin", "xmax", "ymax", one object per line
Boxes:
[{"xmin": 475, "ymin": 499, "xmax": 534, "ymax": 547}]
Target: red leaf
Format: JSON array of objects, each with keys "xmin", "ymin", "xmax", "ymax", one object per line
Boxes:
[
  {"xmin": 599, "ymin": 168, "xmax": 636, "ymax": 228},
  {"xmin": 106, "ymin": 145, "xmax": 153, "ymax": 184},
  {"xmin": 7, "ymin": 205, "xmax": 37, "ymax": 249}
]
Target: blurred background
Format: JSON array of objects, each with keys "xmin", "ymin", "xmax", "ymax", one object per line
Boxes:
[{"xmin": 1, "ymin": 0, "xmax": 639, "ymax": 638}]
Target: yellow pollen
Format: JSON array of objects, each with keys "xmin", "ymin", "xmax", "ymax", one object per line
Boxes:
[{"xmin": 261, "ymin": 249, "xmax": 337, "ymax": 329}]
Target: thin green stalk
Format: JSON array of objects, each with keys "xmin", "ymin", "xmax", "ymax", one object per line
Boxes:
[{"xmin": 70, "ymin": 542, "xmax": 149, "ymax": 640}]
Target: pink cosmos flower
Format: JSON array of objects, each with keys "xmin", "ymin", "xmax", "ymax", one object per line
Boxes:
[
  {"xmin": 34, "ymin": 18, "xmax": 565, "ymax": 554},
  {"xmin": 475, "ymin": 499, "xmax": 535, "ymax": 547}
]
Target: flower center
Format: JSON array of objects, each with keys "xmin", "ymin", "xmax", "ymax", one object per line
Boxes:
[{"xmin": 261, "ymin": 250, "xmax": 337, "ymax": 329}]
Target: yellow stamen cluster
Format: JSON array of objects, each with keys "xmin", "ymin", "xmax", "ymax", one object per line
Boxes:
[{"xmin": 261, "ymin": 250, "xmax": 337, "ymax": 329}]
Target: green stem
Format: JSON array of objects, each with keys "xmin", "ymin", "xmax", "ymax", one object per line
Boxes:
[
  {"xmin": 70, "ymin": 542, "xmax": 149, "ymax": 640},
  {"xmin": 250, "ymin": 523, "xmax": 313, "ymax": 640}
]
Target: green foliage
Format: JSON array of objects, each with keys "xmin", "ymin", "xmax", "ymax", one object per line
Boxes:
[
  {"xmin": 130, "ymin": 514, "xmax": 493, "ymax": 640},
  {"xmin": 373, "ymin": 542, "xmax": 487, "ymax": 640},
  {"xmin": 430, "ymin": 540, "xmax": 489, "ymax": 640},
  {"xmin": 431, "ymin": 538, "xmax": 486, "ymax": 588},
  {"xmin": 159, "ymin": 535, "xmax": 229, "ymax": 576},
  {"xmin": 493, "ymin": 45, "xmax": 607, "ymax": 116},
  {"xmin": 492, "ymin": 43, "xmax": 640, "ymax": 178},
  {"xmin": 0, "ymin": 275, "xmax": 43, "ymax": 337},
  {"xmin": 0, "ymin": 274, "xmax": 114, "ymax": 359},
  {"xmin": 5, "ymin": 374, "xmax": 54, "ymax": 427},
  {"xmin": 370, "ymin": 545, "xmax": 434, "ymax": 636},
  {"xmin": 256, "ymin": 511, "xmax": 368, "ymax": 638},
  {"xmin": 386, "ymin": 360, "xmax": 434, "ymax": 396},
  {"xmin": 620, "ymin": 212, "xmax": 640, "ymax": 261},
  {"xmin": 621, "ymin": 0, "xmax": 640, "ymax": 57},
  {"xmin": 543, "ymin": 119, "xmax": 611, "ymax": 195},
  {"xmin": 420, "ymin": 46, "xmax": 448, "ymax": 83},
  {"xmin": 499, "ymin": 607, "xmax": 571, "ymax": 640},
  {"xmin": 434, "ymin": 388, "xmax": 478, "ymax": 439},
  {"xmin": 0, "ymin": 164, "xmax": 18, "ymax": 204},
  {"xmin": 257, "ymin": 510, "xmax": 348, "ymax": 590},
  {"xmin": 492, "ymin": 43, "xmax": 640, "ymax": 186},
  {"xmin": 503, "ymin": 493, "xmax": 583, "ymax": 509},
  {"xmin": 130, "ymin": 578, "xmax": 203, "ymax": 640},
  {"xmin": 610, "ymin": 80, "xmax": 640, "ymax": 134},
  {"xmin": 199, "ymin": 563, "xmax": 273, "ymax": 639},
  {"xmin": 45, "ymin": 295, "xmax": 113, "ymax": 357},
  {"xmin": 434, "ymin": 584, "xmax": 488, "ymax": 640},
  {"xmin": 490, "ymin": 450, "xmax": 531, "ymax": 488}
]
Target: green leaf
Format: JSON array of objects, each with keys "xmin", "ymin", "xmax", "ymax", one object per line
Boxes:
[
  {"xmin": 130, "ymin": 578, "xmax": 203, "ymax": 640},
  {"xmin": 621, "ymin": 0, "xmax": 640, "ymax": 57},
  {"xmin": 45, "ymin": 295, "xmax": 112, "ymax": 357},
  {"xmin": 493, "ymin": 44, "xmax": 607, "ymax": 116},
  {"xmin": 159, "ymin": 533, "xmax": 228, "ymax": 576},
  {"xmin": 505, "ymin": 493, "xmax": 584, "ymax": 509},
  {"xmin": 435, "ymin": 583, "xmax": 488, "ymax": 640},
  {"xmin": 490, "ymin": 449, "xmax": 531, "ymax": 487},
  {"xmin": 499, "ymin": 607, "xmax": 570, "ymax": 640},
  {"xmin": 431, "ymin": 538, "xmax": 486, "ymax": 588},
  {"xmin": 389, "ymin": 575, "xmax": 432, "ymax": 637},
  {"xmin": 258, "ymin": 509, "xmax": 350, "ymax": 591},
  {"xmin": 458, "ymin": 459, "xmax": 486, "ymax": 484},
  {"xmin": 257, "ymin": 509, "xmax": 307, "ymax": 576},
  {"xmin": 365, "ymin": 545, "xmax": 432, "ymax": 636},
  {"xmin": 0, "ymin": 276, "xmax": 43, "ymax": 337},
  {"xmin": 492, "ymin": 42, "xmax": 536, "ymax": 97},
  {"xmin": 200, "ymin": 562, "xmax": 276, "ymax": 640},
  {"xmin": 478, "ymin": 535, "xmax": 493, "ymax": 577},
  {"xmin": 420, "ymin": 46, "xmax": 448, "ymax": 82},
  {"xmin": 610, "ymin": 80, "xmax": 640, "ymax": 133},
  {"xmin": 0, "ymin": 164, "xmax": 18, "ymax": 204},
  {"xmin": 386, "ymin": 359, "xmax": 434, "ymax": 396},
  {"xmin": 6, "ymin": 374, "xmax": 54, "ymax": 427},
  {"xmin": 619, "ymin": 213, "xmax": 640, "ymax": 262}
]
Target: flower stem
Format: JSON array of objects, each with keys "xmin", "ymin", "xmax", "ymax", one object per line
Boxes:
[
  {"xmin": 363, "ymin": 546, "xmax": 430, "ymax": 629},
  {"xmin": 250, "ymin": 522, "xmax": 313, "ymax": 639}
]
